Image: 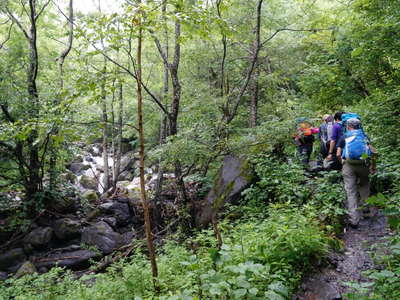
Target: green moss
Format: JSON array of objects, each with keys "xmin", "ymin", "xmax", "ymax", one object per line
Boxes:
[
  {"xmin": 212, "ymin": 180, "xmax": 234, "ymax": 210},
  {"xmin": 239, "ymin": 158, "xmax": 255, "ymax": 183}
]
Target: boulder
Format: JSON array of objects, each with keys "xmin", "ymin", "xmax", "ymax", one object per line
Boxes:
[
  {"xmin": 48, "ymin": 196, "xmax": 76, "ymax": 213},
  {"xmin": 59, "ymin": 172, "xmax": 77, "ymax": 184},
  {"xmin": 103, "ymin": 217, "xmax": 117, "ymax": 229},
  {"xmin": 82, "ymin": 190, "xmax": 99, "ymax": 203},
  {"xmin": 68, "ymin": 163, "xmax": 87, "ymax": 174},
  {"xmin": 0, "ymin": 248, "xmax": 26, "ymax": 272},
  {"xmin": 302, "ymin": 279, "xmax": 341, "ymax": 300},
  {"xmin": 15, "ymin": 261, "xmax": 37, "ymax": 278},
  {"xmin": 85, "ymin": 156, "xmax": 93, "ymax": 162},
  {"xmin": 0, "ymin": 272, "xmax": 7, "ymax": 281},
  {"xmin": 72, "ymin": 155, "xmax": 84, "ymax": 163},
  {"xmin": 86, "ymin": 209, "xmax": 101, "ymax": 221},
  {"xmin": 80, "ymin": 175, "xmax": 98, "ymax": 190},
  {"xmin": 53, "ymin": 218, "xmax": 81, "ymax": 240},
  {"xmin": 120, "ymin": 151, "xmax": 136, "ymax": 172},
  {"xmin": 121, "ymin": 231, "xmax": 134, "ymax": 245},
  {"xmin": 24, "ymin": 227, "xmax": 53, "ymax": 249},
  {"xmin": 34, "ymin": 247, "xmax": 101, "ymax": 270},
  {"xmin": 195, "ymin": 155, "xmax": 255, "ymax": 227},
  {"xmin": 118, "ymin": 170, "xmax": 134, "ymax": 181},
  {"xmin": 99, "ymin": 202, "xmax": 131, "ymax": 226},
  {"xmin": 81, "ymin": 221, "xmax": 123, "ymax": 254}
]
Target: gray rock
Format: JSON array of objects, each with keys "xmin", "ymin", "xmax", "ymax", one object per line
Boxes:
[
  {"xmin": 34, "ymin": 249, "xmax": 101, "ymax": 270},
  {"xmin": 120, "ymin": 152, "xmax": 136, "ymax": 172},
  {"xmin": 59, "ymin": 172, "xmax": 77, "ymax": 184},
  {"xmin": 81, "ymin": 221, "xmax": 123, "ymax": 254},
  {"xmin": 303, "ymin": 279, "xmax": 341, "ymax": 300},
  {"xmin": 68, "ymin": 163, "xmax": 86, "ymax": 174},
  {"xmin": 24, "ymin": 227, "xmax": 53, "ymax": 249},
  {"xmin": 118, "ymin": 170, "xmax": 134, "ymax": 181},
  {"xmin": 15, "ymin": 261, "xmax": 37, "ymax": 278},
  {"xmin": 103, "ymin": 217, "xmax": 117, "ymax": 229},
  {"xmin": 80, "ymin": 175, "xmax": 98, "ymax": 190},
  {"xmin": 100, "ymin": 202, "xmax": 131, "ymax": 226},
  {"xmin": 72, "ymin": 155, "xmax": 84, "ymax": 163},
  {"xmin": 48, "ymin": 197, "xmax": 76, "ymax": 213},
  {"xmin": 0, "ymin": 248, "xmax": 26, "ymax": 272},
  {"xmin": 0, "ymin": 271, "xmax": 7, "ymax": 281},
  {"xmin": 85, "ymin": 156, "xmax": 93, "ymax": 162},
  {"xmin": 53, "ymin": 218, "xmax": 81, "ymax": 240},
  {"xmin": 195, "ymin": 155, "xmax": 255, "ymax": 227},
  {"xmin": 121, "ymin": 231, "xmax": 134, "ymax": 245},
  {"xmin": 99, "ymin": 202, "xmax": 114, "ymax": 211}
]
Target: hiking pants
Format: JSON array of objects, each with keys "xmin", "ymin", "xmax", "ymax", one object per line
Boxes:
[
  {"xmin": 342, "ymin": 161, "xmax": 370, "ymax": 225},
  {"xmin": 297, "ymin": 144, "xmax": 313, "ymax": 165}
]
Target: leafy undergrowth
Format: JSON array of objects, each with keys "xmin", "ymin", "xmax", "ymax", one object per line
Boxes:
[
  {"xmin": 0, "ymin": 155, "xmax": 346, "ymax": 300},
  {"xmin": 0, "ymin": 204, "xmax": 332, "ymax": 300}
]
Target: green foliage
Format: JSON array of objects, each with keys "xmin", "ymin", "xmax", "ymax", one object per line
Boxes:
[
  {"xmin": 243, "ymin": 154, "xmax": 309, "ymax": 204},
  {"xmin": 0, "ymin": 204, "xmax": 330, "ymax": 299}
]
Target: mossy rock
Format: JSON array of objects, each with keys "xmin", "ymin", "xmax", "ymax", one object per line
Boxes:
[
  {"xmin": 195, "ymin": 155, "xmax": 255, "ymax": 227},
  {"xmin": 15, "ymin": 261, "xmax": 36, "ymax": 279},
  {"xmin": 79, "ymin": 175, "xmax": 98, "ymax": 190},
  {"xmin": 82, "ymin": 190, "xmax": 99, "ymax": 203}
]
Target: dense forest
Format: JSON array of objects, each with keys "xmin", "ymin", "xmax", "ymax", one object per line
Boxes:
[{"xmin": 0, "ymin": 0, "xmax": 399, "ymax": 299}]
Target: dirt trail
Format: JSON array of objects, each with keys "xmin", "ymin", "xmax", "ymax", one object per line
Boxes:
[{"xmin": 294, "ymin": 212, "xmax": 389, "ymax": 300}]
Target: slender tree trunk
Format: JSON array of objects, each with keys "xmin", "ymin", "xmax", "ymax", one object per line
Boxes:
[
  {"xmin": 135, "ymin": 4, "xmax": 159, "ymax": 289},
  {"xmin": 25, "ymin": 0, "xmax": 41, "ymax": 212},
  {"xmin": 216, "ymin": 0, "xmax": 227, "ymax": 96},
  {"xmin": 101, "ymin": 59, "xmax": 110, "ymax": 193},
  {"xmin": 50, "ymin": 0, "xmax": 74, "ymax": 190},
  {"xmin": 112, "ymin": 80, "xmax": 123, "ymax": 191},
  {"xmin": 154, "ymin": 0, "xmax": 169, "ymax": 199},
  {"xmin": 249, "ymin": 63, "xmax": 259, "ymax": 128}
]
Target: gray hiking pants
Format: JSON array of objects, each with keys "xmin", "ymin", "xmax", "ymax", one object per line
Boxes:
[{"xmin": 342, "ymin": 161, "xmax": 370, "ymax": 225}]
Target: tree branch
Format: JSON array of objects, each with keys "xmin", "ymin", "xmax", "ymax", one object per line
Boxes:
[
  {"xmin": 261, "ymin": 27, "xmax": 334, "ymax": 46},
  {"xmin": 91, "ymin": 43, "xmax": 170, "ymax": 116},
  {"xmin": 225, "ymin": 0, "xmax": 263, "ymax": 124},
  {"xmin": 0, "ymin": 104, "xmax": 15, "ymax": 122},
  {"xmin": 35, "ymin": 0, "xmax": 51, "ymax": 21},
  {"xmin": 4, "ymin": 7, "xmax": 30, "ymax": 40},
  {"xmin": 0, "ymin": 21, "xmax": 14, "ymax": 50}
]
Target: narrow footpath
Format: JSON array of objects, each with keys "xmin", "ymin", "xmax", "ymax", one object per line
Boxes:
[{"xmin": 295, "ymin": 212, "xmax": 389, "ymax": 300}]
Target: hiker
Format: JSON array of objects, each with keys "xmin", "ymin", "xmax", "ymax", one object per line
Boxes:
[
  {"xmin": 326, "ymin": 112, "xmax": 344, "ymax": 169},
  {"xmin": 336, "ymin": 117, "xmax": 377, "ymax": 227},
  {"xmin": 294, "ymin": 118, "xmax": 319, "ymax": 165},
  {"xmin": 318, "ymin": 114, "xmax": 334, "ymax": 159}
]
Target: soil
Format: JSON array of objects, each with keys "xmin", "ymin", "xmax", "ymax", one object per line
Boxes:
[{"xmin": 294, "ymin": 211, "xmax": 390, "ymax": 300}]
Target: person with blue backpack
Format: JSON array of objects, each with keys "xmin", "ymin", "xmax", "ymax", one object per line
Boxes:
[{"xmin": 336, "ymin": 116, "xmax": 377, "ymax": 227}]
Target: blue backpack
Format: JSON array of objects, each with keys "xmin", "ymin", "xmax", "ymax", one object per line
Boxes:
[
  {"xmin": 341, "ymin": 113, "xmax": 361, "ymax": 133},
  {"xmin": 342, "ymin": 129, "xmax": 372, "ymax": 163}
]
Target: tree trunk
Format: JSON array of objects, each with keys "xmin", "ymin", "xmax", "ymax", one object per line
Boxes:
[
  {"xmin": 154, "ymin": 0, "xmax": 169, "ymax": 200},
  {"xmin": 101, "ymin": 60, "xmax": 110, "ymax": 193},
  {"xmin": 135, "ymin": 4, "xmax": 159, "ymax": 289},
  {"xmin": 50, "ymin": 0, "xmax": 74, "ymax": 190},
  {"xmin": 25, "ymin": 0, "xmax": 41, "ymax": 213},
  {"xmin": 112, "ymin": 80, "xmax": 123, "ymax": 191},
  {"xmin": 249, "ymin": 63, "xmax": 259, "ymax": 128}
]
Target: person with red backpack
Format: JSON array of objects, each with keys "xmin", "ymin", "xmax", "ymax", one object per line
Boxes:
[
  {"xmin": 293, "ymin": 118, "xmax": 319, "ymax": 165},
  {"xmin": 336, "ymin": 117, "xmax": 377, "ymax": 227}
]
